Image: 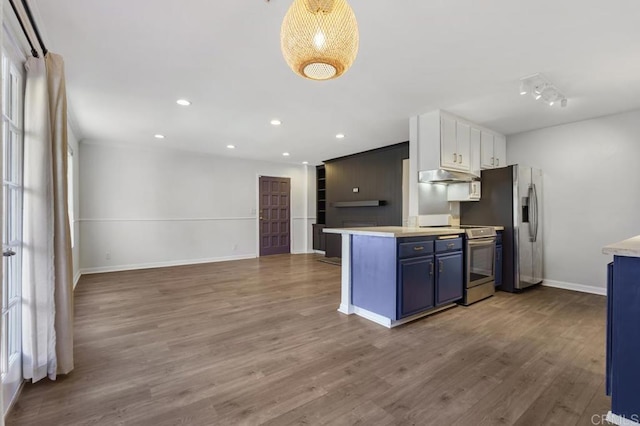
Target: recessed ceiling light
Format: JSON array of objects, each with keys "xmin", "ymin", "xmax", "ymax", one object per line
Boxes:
[
  {"xmin": 154, "ymin": 134, "xmax": 165, "ymax": 139},
  {"xmin": 227, "ymin": 145, "xmax": 235, "ymax": 149},
  {"xmin": 336, "ymin": 133, "xmax": 345, "ymax": 139},
  {"xmin": 282, "ymin": 152, "xmax": 290, "ymax": 157},
  {"xmin": 302, "ymin": 161, "xmax": 309, "ymax": 165},
  {"xmin": 271, "ymin": 119, "xmax": 282, "ymax": 126},
  {"xmin": 176, "ymin": 99, "xmax": 191, "ymax": 106}
]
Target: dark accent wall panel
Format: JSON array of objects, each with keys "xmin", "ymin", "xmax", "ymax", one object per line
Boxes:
[{"xmin": 324, "ymin": 142, "xmax": 409, "ymax": 258}]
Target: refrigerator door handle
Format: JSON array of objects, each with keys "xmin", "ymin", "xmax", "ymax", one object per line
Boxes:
[
  {"xmin": 527, "ymin": 185, "xmax": 534, "ymax": 242},
  {"xmin": 532, "ymin": 183, "xmax": 539, "ymax": 242}
]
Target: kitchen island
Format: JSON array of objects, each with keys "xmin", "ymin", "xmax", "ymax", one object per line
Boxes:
[
  {"xmin": 602, "ymin": 235, "xmax": 640, "ymax": 426},
  {"xmin": 324, "ymin": 226, "xmax": 466, "ymax": 328}
]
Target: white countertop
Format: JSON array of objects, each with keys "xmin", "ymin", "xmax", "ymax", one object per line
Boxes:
[
  {"xmin": 323, "ymin": 226, "xmax": 465, "ymax": 238},
  {"xmin": 467, "ymin": 225, "xmax": 505, "ymax": 231},
  {"xmin": 603, "ymin": 235, "xmax": 640, "ymax": 258},
  {"xmin": 323, "ymin": 225, "xmax": 505, "ymax": 238}
]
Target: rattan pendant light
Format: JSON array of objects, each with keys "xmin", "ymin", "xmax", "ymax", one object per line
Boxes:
[{"xmin": 280, "ymin": 0, "xmax": 359, "ymax": 81}]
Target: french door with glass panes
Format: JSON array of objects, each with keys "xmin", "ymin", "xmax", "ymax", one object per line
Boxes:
[{"xmin": 1, "ymin": 40, "xmax": 24, "ymax": 413}]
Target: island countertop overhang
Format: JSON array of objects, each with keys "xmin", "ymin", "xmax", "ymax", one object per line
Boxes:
[
  {"xmin": 323, "ymin": 225, "xmax": 504, "ymax": 238},
  {"xmin": 603, "ymin": 234, "xmax": 640, "ymax": 258},
  {"xmin": 323, "ymin": 226, "xmax": 466, "ymax": 238}
]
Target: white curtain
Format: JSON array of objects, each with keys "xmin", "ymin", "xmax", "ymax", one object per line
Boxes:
[{"xmin": 22, "ymin": 52, "xmax": 74, "ymax": 382}]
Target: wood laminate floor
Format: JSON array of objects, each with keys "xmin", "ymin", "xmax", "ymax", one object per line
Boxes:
[{"xmin": 7, "ymin": 254, "xmax": 612, "ymax": 425}]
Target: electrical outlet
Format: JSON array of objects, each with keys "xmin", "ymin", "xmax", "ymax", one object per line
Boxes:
[
  {"xmin": 352, "ymin": 187, "xmax": 359, "ymax": 193},
  {"xmin": 106, "ymin": 251, "xmax": 111, "ymax": 260}
]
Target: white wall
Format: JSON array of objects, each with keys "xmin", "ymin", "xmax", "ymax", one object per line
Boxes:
[
  {"xmin": 507, "ymin": 109, "xmax": 640, "ymax": 292},
  {"xmin": 79, "ymin": 142, "xmax": 314, "ymax": 273}
]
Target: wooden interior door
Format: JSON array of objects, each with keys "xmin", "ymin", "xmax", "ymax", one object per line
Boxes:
[{"xmin": 259, "ymin": 176, "xmax": 291, "ymax": 256}]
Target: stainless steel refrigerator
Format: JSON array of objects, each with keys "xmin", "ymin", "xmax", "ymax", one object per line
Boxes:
[{"xmin": 460, "ymin": 165, "xmax": 543, "ymax": 292}]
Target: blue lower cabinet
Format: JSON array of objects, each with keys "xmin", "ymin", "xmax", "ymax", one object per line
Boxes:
[
  {"xmin": 352, "ymin": 234, "xmax": 464, "ymax": 322},
  {"xmin": 495, "ymin": 244, "xmax": 503, "ymax": 287},
  {"xmin": 606, "ymin": 262, "xmax": 613, "ymax": 396},
  {"xmin": 607, "ymin": 255, "xmax": 640, "ymax": 420},
  {"xmin": 398, "ymin": 256, "xmax": 435, "ymax": 318},
  {"xmin": 435, "ymin": 252, "xmax": 464, "ymax": 305}
]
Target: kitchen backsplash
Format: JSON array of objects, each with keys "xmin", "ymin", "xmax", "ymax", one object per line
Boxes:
[{"xmin": 418, "ymin": 182, "xmax": 460, "ymax": 219}]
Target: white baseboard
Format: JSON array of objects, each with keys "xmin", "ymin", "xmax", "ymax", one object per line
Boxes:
[
  {"xmin": 313, "ymin": 250, "xmax": 326, "ymax": 255},
  {"xmin": 543, "ymin": 279, "xmax": 607, "ymax": 296},
  {"xmin": 73, "ymin": 271, "xmax": 82, "ymax": 289},
  {"xmin": 80, "ymin": 254, "xmax": 258, "ymax": 275},
  {"xmin": 352, "ymin": 306, "xmax": 393, "ymax": 328},
  {"xmin": 4, "ymin": 380, "xmax": 24, "ymax": 419},
  {"xmin": 351, "ymin": 304, "xmax": 457, "ymax": 329},
  {"xmin": 338, "ymin": 303, "xmax": 355, "ymax": 315}
]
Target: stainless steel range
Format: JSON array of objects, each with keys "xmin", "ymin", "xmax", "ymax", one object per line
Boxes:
[{"xmin": 463, "ymin": 227, "xmax": 496, "ymax": 305}]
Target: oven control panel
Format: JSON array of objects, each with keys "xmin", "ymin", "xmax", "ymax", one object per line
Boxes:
[{"xmin": 465, "ymin": 227, "xmax": 496, "ymax": 239}]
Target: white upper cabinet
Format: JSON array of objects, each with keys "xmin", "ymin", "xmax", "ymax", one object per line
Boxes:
[
  {"xmin": 440, "ymin": 115, "xmax": 458, "ymax": 169},
  {"xmin": 494, "ymin": 135, "xmax": 506, "ymax": 168},
  {"xmin": 412, "ymin": 110, "xmax": 485, "ymax": 177},
  {"xmin": 455, "ymin": 122, "xmax": 471, "ymax": 171},
  {"xmin": 480, "ymin": 131, "xmax": 495, "ymax": 168},
  {"xmin": 480, "ymin": 131, "xmax": 507, "ymax": 169},
  {"xmin": 440, "ymin": 116, "xmax": 472, "ymax": 172},
  {"xmin": 470, "ymin": 128, "xmax": 481, "ymax": 177}
]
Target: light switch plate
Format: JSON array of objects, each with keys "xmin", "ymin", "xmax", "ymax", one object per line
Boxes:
[{"xmin": 352, "ymin": 187, "xmax": 359, "ymax": 193}]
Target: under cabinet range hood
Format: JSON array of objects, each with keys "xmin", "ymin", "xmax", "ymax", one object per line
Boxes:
[{"xmin": 418, "ymin": 169, "xmax": 477, "ymax": 184}]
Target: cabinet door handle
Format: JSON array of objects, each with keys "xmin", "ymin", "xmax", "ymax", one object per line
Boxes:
[
  {"xmin": 447, "ymin": 243, "xmax": 455, "ymax": 249},
  {"xmin": 413, "ymin": 246, "xmax": 424, "ymax": 251},
  {"xmin": 497, "ymin": 158, "xmax": 500, "ymax": 166},
  {"xmin": 439, "ymin": 260, "xmax": 443, "ymax": 273},
  {"xmin": 430, "ymin": 262, "xmax": 434, "ymax": 276},
  {"xmin": 458, "ymin": 154, "xmax": 463, "ymax": 164},
  {"xmin": 491, "ymin": 157, "xmax": 494, "ymax": 166},
  {"xmin": 453, "ymin": 153, "xmax": 457, "ymax": 163}
]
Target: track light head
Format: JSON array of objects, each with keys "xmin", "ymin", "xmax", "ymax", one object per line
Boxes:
[{"xmin": 520, "ymin": 73, "xmax": 567, "ymax": 108}]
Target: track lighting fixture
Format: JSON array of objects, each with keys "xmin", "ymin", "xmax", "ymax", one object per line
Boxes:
[{"xmin": 519, "ymin": 73, "xmax": 568, "ymax": 108}]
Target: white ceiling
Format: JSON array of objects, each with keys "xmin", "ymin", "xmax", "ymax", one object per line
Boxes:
[{"xmin": 30, "ymin": 0, "xmax": 640, "ymax": 165}]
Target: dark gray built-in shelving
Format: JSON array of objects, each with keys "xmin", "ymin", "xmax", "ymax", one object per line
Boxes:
[
  {"xmin": 312, "ymin": 165, "xmax": 327, "ymax": 252},
  {"xmin": 324, "ymin": 142, "xmax": 409, "ymax": 258},
  {"xmin": 316, "ymin": 165, "xmax": 326, "ymax": 225}
]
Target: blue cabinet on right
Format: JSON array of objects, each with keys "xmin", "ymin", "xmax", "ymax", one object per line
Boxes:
[
  {"xmin": 495, "ymin": 231, "xmax": 503, "ymax": 287},
  {"xmin": 436, "ymin": 252, "xmax": 463, "ymax": 305},
  {"xmin": 603, "ymin": 247, "xmax": 640, "ymax": 425}
]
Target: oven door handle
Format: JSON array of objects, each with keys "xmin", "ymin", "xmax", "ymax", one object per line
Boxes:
[{"xmin": 467, "ymin": 239, "xmax": 496, "ymax": 247}]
